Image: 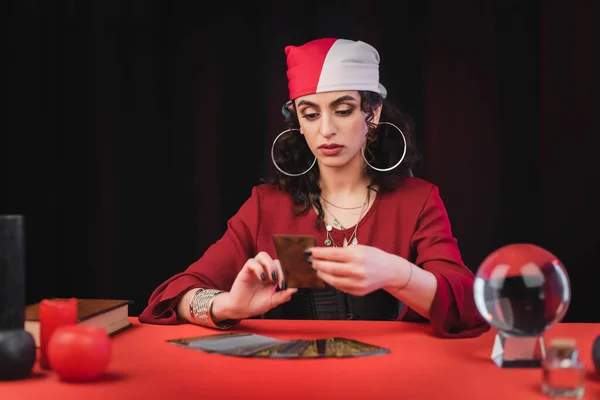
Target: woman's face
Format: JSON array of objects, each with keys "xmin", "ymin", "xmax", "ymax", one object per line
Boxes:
[{"xmin": 294, "ymin": 90, "xmax": 381, "ymax": 169}]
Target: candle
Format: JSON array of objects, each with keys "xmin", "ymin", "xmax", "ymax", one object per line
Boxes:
[
  {"xmin": 0, "ymin": 215, "xmax": 26, "ymax": 330},
  {"xmin": 39, "ymin": 298, "xmax": 77, "ymax": 369}
]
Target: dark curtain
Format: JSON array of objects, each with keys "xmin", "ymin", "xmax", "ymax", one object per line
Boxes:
[{"xmin": 4, "ymin": 0, "xmax": 598, "ymax": 322}]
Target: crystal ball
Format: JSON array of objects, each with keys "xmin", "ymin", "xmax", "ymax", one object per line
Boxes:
[{"xmin": 473, "ymin": 243, "xmax": 571, "ymax": 336}]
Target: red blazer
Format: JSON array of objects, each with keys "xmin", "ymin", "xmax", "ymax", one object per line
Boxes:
[{"xmin": 139, "ymin": 177, "xmax": 490, "ymax": 338}]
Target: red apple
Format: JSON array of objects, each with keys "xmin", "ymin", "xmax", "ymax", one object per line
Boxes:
[{"xmin": 47, "ymin": 325, "xmax": 111, "ymax": 381}]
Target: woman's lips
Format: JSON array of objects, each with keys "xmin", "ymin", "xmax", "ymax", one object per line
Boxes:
[{"xmin": 319, "ymin": 144, "xmax": 344, "ymax": 156}]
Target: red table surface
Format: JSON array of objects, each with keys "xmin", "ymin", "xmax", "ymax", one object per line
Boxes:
[{"xmin": 1, "ymin": 318, "xmax": 599, "ymax": 400}]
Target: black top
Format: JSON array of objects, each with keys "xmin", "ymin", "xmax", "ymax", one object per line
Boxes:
[{"xmin": 262, "ymin": 285, "xmax": 404, "ymax": 321}]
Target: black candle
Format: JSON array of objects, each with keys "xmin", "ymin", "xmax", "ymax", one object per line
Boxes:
[{"xmin": 0, "ymin": 215, "xmax": 26, "ymax": 330}]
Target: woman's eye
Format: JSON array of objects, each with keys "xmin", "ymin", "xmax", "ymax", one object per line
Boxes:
[
  {"xmin": 336, "ymin": 109, "xmax": 353, "ymax": 115},
  {"xmin": 302, "ymin": 113, "xmax": 319, "ymax": 120}
]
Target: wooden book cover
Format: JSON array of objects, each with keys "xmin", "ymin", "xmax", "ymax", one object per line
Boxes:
[
  {"xmin": 25, "ymin": 298, "xmax": 133, "ymax": 347},
  {"xmin": 25, "ymin": 298, "xmax": 132, "ymax": 322}
]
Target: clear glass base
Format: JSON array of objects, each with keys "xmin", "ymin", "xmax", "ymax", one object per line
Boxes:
[{"xmin": 491, "ymin": 331, "xmax": 544, "ymax": 367}]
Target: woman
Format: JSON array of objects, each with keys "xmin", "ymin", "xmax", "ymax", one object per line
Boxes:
[{"xmin": 138, "ymin": 38, "xmax": 489, "ymax": 338}]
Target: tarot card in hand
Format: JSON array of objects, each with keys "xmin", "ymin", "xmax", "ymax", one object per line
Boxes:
[{"xmin": 273, "ymin": 234, "xmax": 325, "ymax": 289}]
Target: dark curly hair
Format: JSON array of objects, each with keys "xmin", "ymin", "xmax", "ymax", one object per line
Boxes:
[{"xmin": 266, "ymin": 91, "xmax": 420, "ymax": 228}]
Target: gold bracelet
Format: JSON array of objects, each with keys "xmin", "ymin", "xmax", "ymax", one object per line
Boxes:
[{"xmin": 189, "ymin": 288, "xmax": 239, "ymax": 329}]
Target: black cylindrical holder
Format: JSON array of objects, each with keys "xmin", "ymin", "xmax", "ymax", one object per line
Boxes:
[
  {"xmin": 0, "ymin": 215, "xmax": 36, "ymax": 380},
  {"xmin": 1, "ymin": 215, "xmax": 26, "ymax": 329}
]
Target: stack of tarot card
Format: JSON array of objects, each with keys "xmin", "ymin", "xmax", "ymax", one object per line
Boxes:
[{"xmin": 167, "ymin": 333, "xmax": 390, "ymax": 358}]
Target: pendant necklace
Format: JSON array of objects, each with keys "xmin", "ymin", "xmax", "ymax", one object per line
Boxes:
[
  {"xmin": 323, "ymin": 203, "xmax": 346, "ymax": 230},
  {"xmin": 323, "ymin": 191, "xmax": 369, "ymax": 247}
]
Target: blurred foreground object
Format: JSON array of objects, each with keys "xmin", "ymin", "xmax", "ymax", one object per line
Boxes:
[
  {"xmin": 48, "ymin": 325, "xmax": 111, "ymax": 381},
  {"xmin": 0, "ymin": 215, "xmax": 36, "ymax": 380},
  {"xmin": 592, "ymin": 335, "xmax": 600, "ymax": 376},
  {"xmin": 473, "ymin": 243, "xmax": 570, "ymax": 367},
  {"xmin": 542, "ymin": 338, "xmax": 585, "ymax": 398}
]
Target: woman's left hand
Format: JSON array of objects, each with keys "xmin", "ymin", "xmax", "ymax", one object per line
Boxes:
[{"xmin": 308, "ymin": 245, "xmax": 404, "ymax": 296}]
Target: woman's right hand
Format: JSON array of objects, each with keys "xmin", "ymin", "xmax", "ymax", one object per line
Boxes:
[{"xmin": 211, "ymin": 252, "xmax": 297, "ymax": 321}]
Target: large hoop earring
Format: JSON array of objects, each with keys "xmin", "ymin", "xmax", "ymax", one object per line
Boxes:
[
  {"xmin": 271, "ymin": 128, "xmax": 317, "ymax": 177},
  {"xmin": 361, "ymin": 122, "xmax": 407, "ymax": 172}
]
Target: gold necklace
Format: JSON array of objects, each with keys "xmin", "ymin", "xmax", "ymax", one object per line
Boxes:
[
  {"xmin": 323, "ymin": 192, "xmax": 369, "ymax": 247},
  {"xmin": 321, "ymin": 196, "xmax": 364, "ymax": 210}
]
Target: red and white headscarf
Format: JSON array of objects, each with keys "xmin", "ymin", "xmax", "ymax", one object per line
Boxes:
[{"xmin": 284, "ymin": 38, "xmax": 387, "ymax": 101}]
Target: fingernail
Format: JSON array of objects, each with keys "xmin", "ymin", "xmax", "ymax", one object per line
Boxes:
[
  {"xmin": 260, "ymin": 273, "xmax": 266, "ymax": 281},
  {"xmin": 271, "ymin": 271, "xmax": 278, "ymax": 280},
  {"xmin": 306, "ymin": 256, "xmax": 312, "ymax": 264},
  {"xmin": 311, "ymin": 266, "xmax": 317, "ymax": 272},
  {"xmin": 304, "ymin": 249, "xmax": 312, "ymax": 256},
  {"xmin": 281, "ymin": 281, "xmax": 287, "ymax": 290}
]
